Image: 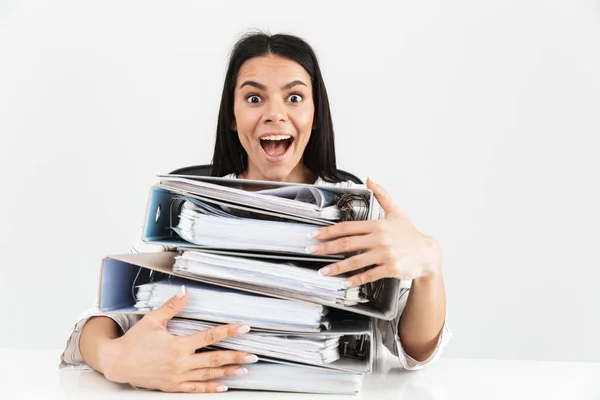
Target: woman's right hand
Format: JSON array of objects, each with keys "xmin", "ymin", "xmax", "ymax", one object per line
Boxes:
[{"xmin": 99, "ymin": 285, "xmax": 257, "ymax": 393}]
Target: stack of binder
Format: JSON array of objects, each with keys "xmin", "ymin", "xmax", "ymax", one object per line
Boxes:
[{"xmin": 97, "ymin": 174, "xmax": 404, "ymax": 394}]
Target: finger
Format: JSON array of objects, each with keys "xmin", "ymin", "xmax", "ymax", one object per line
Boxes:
[
  {"xmin": 344, "ymin": 265, "xmax": 389, "ymax": 288},
  {"xmin": 310, "ymin": 220, "xmax": 378, "ymax": 241},
  {"xmin": 170, "ymin": 381, "xmax": 229, "ymax": 393},
  {"xmin": 185, "ymin": 350, "xmax": 258, "ymax": 370},
  {"xmin": 183, "ymin": 324, "xmax": 251, "ymax": 352},
  {"xmin": 307, "ymin": 233, "xmax": 379, "ymax": 255},
  {"xmin": 146, "ymin": 285, "xmax": 188, "ymax": 326},
  {"xmin": 182, "ymin": 364, "xmax": 248, "ymax": 383},
  {"xmin": 366, "ymin": 178, "xmax": 406, "ymax": 219},
  {"xmin": 318, "ymin": 250, "xmax": 382, "ymax": 277}
]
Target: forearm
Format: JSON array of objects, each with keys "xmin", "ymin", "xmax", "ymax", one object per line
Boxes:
[
  {"xmin": 79, "ymin": 316, "xmax": 122, "ymax": 373},
  {"xmin": 398, "ymin": 239, "xmax": 446, "ymax": 362}
]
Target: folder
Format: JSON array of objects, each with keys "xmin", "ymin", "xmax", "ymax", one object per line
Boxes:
[
  {"xmin": 157, "ymin": 174, "xmax": 375, "ymax": 224},
  {"xmin": 141, "ymin": 175, "xmax": 375, "ymax": 257},
  {"xmin": 168, "ymin": 318, "xmax": 342, "ymax": 365},
  {"xmin": 172, "ymin": 250, "xmax": 363, "ymax": 306},
  {"xmin": 213, "ymin": 362, "xmax": 363, "ymax": 395},
  {"xmin": 167, "ymin": 317, "xmax": 375, "ymax": 374},
  {"xmin": 99, "ymin": 253, "xmax": 326, "ymax": 332},
  {"xmin": 97, "ymin": 253, "xmax": 375, "ymax": 374},
  {"xmin": 98, "ymin": 252, "xmax": 403, "ymax": 322},
  {"xmin": 134, "ymin": 279, "xmax": 329, "ymax": 331}
]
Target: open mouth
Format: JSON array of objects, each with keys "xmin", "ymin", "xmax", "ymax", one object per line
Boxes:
[{"xmin": 259, "ymin": 134, "xmax": 294, "ymax": 159}]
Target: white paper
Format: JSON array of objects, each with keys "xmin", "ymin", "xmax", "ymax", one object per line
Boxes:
[
  {"xmin": 134, "ymin": 279, "xmax": 328, "ymax": 331},
  {"xmin": 159, "ymin": 177, "xmax": 336, "ymax": 219},
  {"xmin": 173, "ymin": 205, "xmax": 326, "ymax": 254},
  {"xmin": 173, "ymin": 250, "xmax": 362, "ymax": 306},
  {"xmin": 167, "ymin": 318, "xmax": 342, "ymax": 365},
  {"xmin": 214, "ymin": 362, "xmax": 363, "ymax": 394}
]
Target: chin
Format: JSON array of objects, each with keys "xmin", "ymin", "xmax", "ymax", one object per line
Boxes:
[{"xmin": 258, "ymin": 165, "xmax": 295, "ymax": 181}]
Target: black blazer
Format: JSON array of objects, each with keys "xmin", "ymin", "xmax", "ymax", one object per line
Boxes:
[{"xmin": 169, "ymin": 164, "xmax": 363, "ymax": 185}]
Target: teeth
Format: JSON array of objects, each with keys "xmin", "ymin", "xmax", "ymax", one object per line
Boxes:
[{"xmin": 260, "ymin": 135, "xmax": 291, "ymax": 141}]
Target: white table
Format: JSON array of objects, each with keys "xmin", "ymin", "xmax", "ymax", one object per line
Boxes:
[{"xmin": 1, "ymin": 349, "xmax": 599, "ymax": 400}]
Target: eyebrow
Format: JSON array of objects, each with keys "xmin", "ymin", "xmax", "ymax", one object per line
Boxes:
[{"xmin": 239, "ymin": 80, "xmax": 308, "ymax": 91}]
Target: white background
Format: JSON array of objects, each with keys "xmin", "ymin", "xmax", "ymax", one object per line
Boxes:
[{"xmin": 1, "ymin": 0, "xmax": 599, "ymax": 363}]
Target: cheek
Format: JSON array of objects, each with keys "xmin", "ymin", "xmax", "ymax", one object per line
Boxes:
[
  {"xmin": 234, "ymin": 105, "xmax": 260, "ymax": 136},
  {"xmin": 294, "ymin": 107, "xmax": 315, "ymax": 137}
]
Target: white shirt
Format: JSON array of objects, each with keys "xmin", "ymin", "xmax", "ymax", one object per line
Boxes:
[{"xmin": 59, "ymin": 173, "xmax": 451, "ymax": 371}]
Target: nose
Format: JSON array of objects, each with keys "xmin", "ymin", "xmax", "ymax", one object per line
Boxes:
[{"xmin": 263, "ymin": 98, "xmax": 287, "ymax": 124}]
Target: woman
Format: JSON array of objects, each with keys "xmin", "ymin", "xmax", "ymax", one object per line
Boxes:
[{"xmin": 60, "ymin": 32, "xmax": 451, "ymax": 393}]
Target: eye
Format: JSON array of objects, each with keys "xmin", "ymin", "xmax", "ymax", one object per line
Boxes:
[
  {"xmin": 287, "ymin": 93, "xmax": 303, "ymax": 103},
  {"xmin": 245, "ymin": 95, "xmax": 262, "ymax": 104}
]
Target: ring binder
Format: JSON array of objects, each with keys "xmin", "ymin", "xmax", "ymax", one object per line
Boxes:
[
  {"xmin": 341, "ymin": 335, "xmax": 369, "ymax": 360},
  {"xmin": 336, "ymin": 193, "xmax": 370, "ymax": 222}
]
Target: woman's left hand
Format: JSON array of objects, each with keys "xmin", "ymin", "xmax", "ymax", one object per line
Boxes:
[{"xmin": 307, "ymin": 178, "xmax": 442, "ymax": 288}]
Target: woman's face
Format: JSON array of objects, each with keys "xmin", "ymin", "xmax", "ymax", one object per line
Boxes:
[{"xmin": 233, "ymin": 54, "xmax": 315, "ymax": 182}]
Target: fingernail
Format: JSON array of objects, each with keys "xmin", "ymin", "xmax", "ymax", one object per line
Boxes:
[
  {"xmin": 318, "ymin": 267, "xmax": 330, "ymax": 276},
  {"xmin": 343, "ymin": 280, "xmax": 352, "ymax": 289},
  {"xmin": 305, "ymin": 245, "xmax": 318, "ymax": 254},
  {"xmin": 176, "ymin": 285, "xmax": 186, "ymax": 299},
  {"xmin": 235, "ymin": 367, "xmax": 248, "ymax": 375},
  {"xmin": 236, "ymin": 325, "xmax": 251, "ymax": 335},
  {"xmin": 309, "ymin": 229, "xmax": 319, "ymax": 238},
  {"xmin": 244, "ymin": 354, "xmax": 259, "ymax": 363},
  {"xmin": 367, "ymin": 176, "xmax": 376, "ymax": 184},
  {"xmin": 216, "ymin": 385, "xmax": 228, "ymax": 392}
]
